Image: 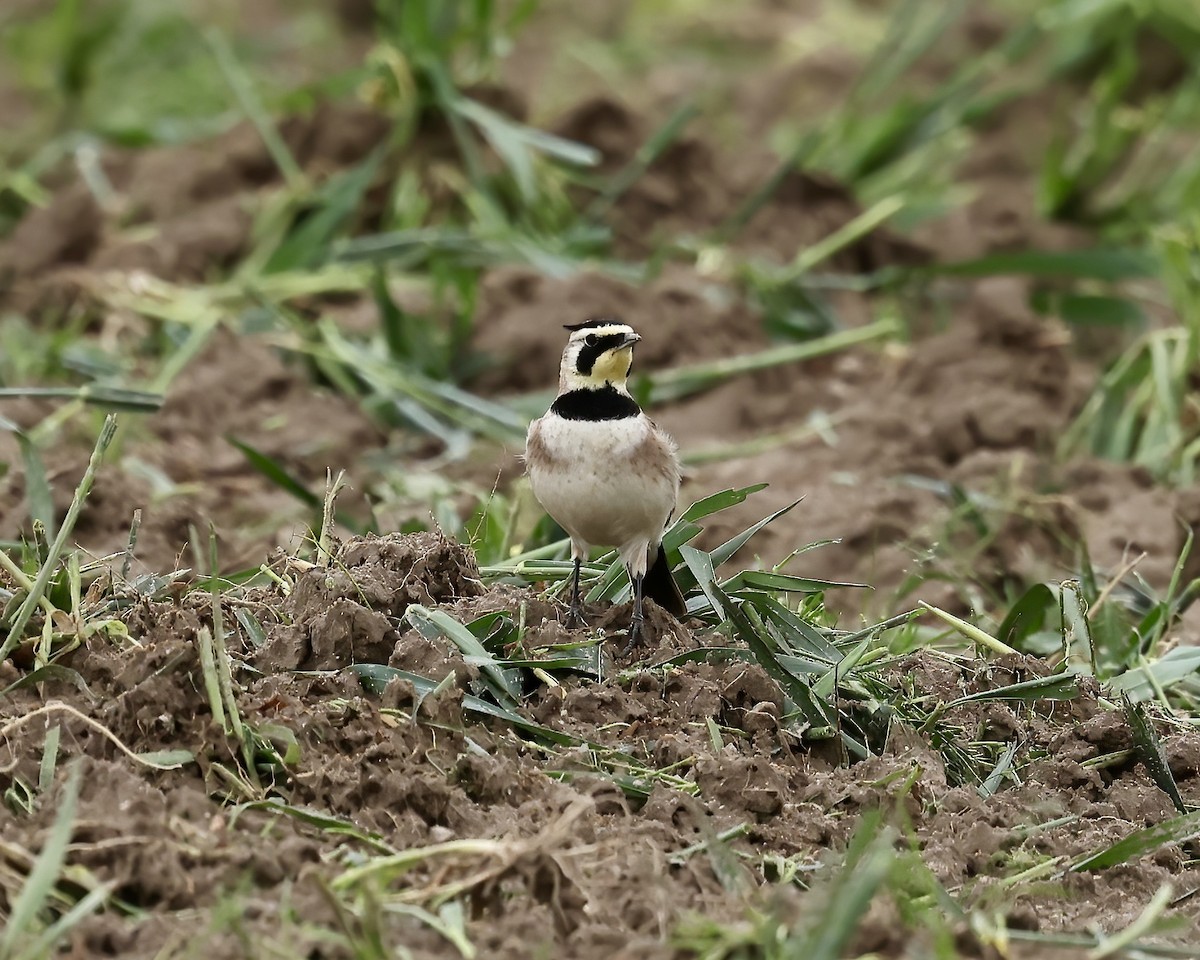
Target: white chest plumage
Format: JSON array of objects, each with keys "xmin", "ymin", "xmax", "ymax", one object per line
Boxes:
[
  {"xmin": 533, "ymin": 413, "xmax": 652, "ymax": 463},
  {"xmin": 526, "ymin": 412, "xmax": 677, "ymax": 555}
]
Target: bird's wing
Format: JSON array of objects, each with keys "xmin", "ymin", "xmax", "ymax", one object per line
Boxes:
[
  {"xmin": 522, "ymin": 416, "xmax": 551, "ymax": 470},
  {"xmin": 637, "ymin": 416, "xmax": 682, "ymax": 494}
]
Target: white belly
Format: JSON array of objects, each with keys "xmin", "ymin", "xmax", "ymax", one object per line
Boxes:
[{"xmin": 527, "ymin": 416, "xmax": 676, "ymax": 550}]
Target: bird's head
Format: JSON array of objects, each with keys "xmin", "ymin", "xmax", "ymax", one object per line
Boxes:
[{"xmin": 559, "ymin": 318, "xmax": 641, "ymax": 392}]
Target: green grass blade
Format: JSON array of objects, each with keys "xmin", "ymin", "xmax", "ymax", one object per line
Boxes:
[
  {"xmin": 226, "ymin": 436, "xmax": 321, "ymax": 510},
  {"xmin": 713, "ymin": 583, "xmax": 835, "ymax": 730},
  {"xmin": 589, "ymin": 100, "xmax": 698, "ymax": 218},
  {"xmin": 0, "ymin": 665, "xmax": 98, "ymax": 703},
  {"xmin": 996, "ymin": 583, "xmax": 1057, "ymax": 651},
  {"xmin": 1106, "ymin": 647, "xmax": 1200, "ymax": 701},
  {"xmin": 722, "ymin": 570, "xmax": 867, "ymax": 594},
  {"xmin": 931, "ymin": 246, "xmax": 1157, "ymax": 281},
  {"xmin": 706, "ymin": 499, "xmax": 803, "ymax": 569},
  {"xmin": 204, "ymin": 27, "xmax": 302, "ymax": 187},
  {"xmin": 646, "ymin": 320, "xmax": 899, "ymax": 405},
  {"xmin": 404, "ymin": 605, "xmax": 522, "ymax": 709},
  {"xmin": 1125, "ymin": 698, "xmax": 1188, "ymax": 814},
  {"xmin": 0, "ymin": 386, "xmax": 164, "ymax": 410},
  {"xmin": 231, "ymin": 799, "xmax": 395, "ymax": 854},
  {"xmin": 787, "ymin": 814, "xmax": 895, "ymax": 960},
  {"xmin": 37, "ymin": 725, "xmax": 60, "ymax": 798},
  {"xmin": 0, "ymin": 415, "xmax": 117, "ymax": 661},
  {"xmin": 264, "ymin": 150, "xmax": 385, "ymax": 273},
  {"xmin": 0, "ymin": 414, "xmax": 54, "ymax": 536},
  {"xmin": 0, "ymin": 764, "xmax": 82, "ymax": 954},
  {"xmin": 1060, "ymin": 580, "xmax": 1097, "ymax": 677},
  {"xmin": 944, "ymin": 673, "xmax": 1080, "ymax": 709},
  {"xmin": 919, "ymin": 601, "xmax": 1018, "ymax": 656},
  {"xmin": 678, "ymin": 543, "xmax": 722, "ymax": 618},
  {"xmin": 351, "ymin": 663, "xmax": 578, "ymax": 747},
  {"xmin": 1071, "ymin": 809, "xmax": 1200, "ymax": 872}
]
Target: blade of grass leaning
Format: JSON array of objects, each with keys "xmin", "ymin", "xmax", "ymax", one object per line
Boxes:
[
  {"xmin": 678, "ymin": 484, "xmax": 769, "ymax": 524},
  {"xmin": 996, "ymin": 582, "xmax": 1057, "ymax": 650},
  {"xmin": 262, "ymin": 149, "xmax": 386, "ymax": 274},
  {"xmin": 0, "ymin": 413, "xmax": 55, "ymax": 535},
  {"xmin": 917, "ymin": 601, "xmax": 1018, "ymax": 656},
  {"xmin": 713, "ymin": 583, "xmax": 836, "ymax": 731},
  {"xmin": 0, "ymin": 538, "xmax": 57, "ymax": 626},
  {"xmin": 226, "ymin": 436, "xmax": 321, "ymax": 509},
  {"xmin": 37, "ymin": 725, "xmax": 61, "ymax": 799},
  {"xmin": 230, "ymin": 798, "xmax": 396, "ymax": 854},
  {"xmin": 716, "ymin": 136, "xmax": 818, "ymax": 240},
  {"xmin": 209, "ymin": 527, "xmax": 258, "ymax": 791},
  {"xmin": 383, "ymin": 902, "xmax": 478, "ymax": 959},
  {"xmin": 234, "ymin": 608, "xmax": 268, "ymax": 649},
  {"xmin": 1, "ymin": 415, "xmax": 118, "ymax": 662},
  {"xmin": 722, "ymin": 569, "xmax": 867, "ymax": 594},
  {"xmin": 0, "ymin": 386, "xmax": 164, "ymax": 410},
  {"xmin": 405, "ymin": 605, "xmax": 522, "ymax": 709},
  {"xmin": 1070, "ymin": 808, "xmax": 1200, "ymax": 872},
  {"xmin": 588, "ymin": 100, "xmax": 698, "ymax": 218},
  {"xmin": 0, "ymin": 665, "xmax": 98, "ymax": 703},
  {"xmin": 783, "ymin": 195, "xmax": 905, "ymax": 279},
  {"xmin": 1060, "ymin": 580, "xmax": 1097, "ymax": 677},
  {"xmin": 196, "ymin": 626, "xmax": 228, "ymax": 732},
  {"xmin": 812, "ymin": 633, "xmax": 875, "ymax": 701},
  {"xmin": 786, "ymin": 815, "xmax": 896, "ymax": 960},
  {"xmin": 453, "ymin": 95, "xmax": 600, "ymax": 203},
  {"xmin": 317, "ymin": 469, "xmax": 347, "ymax": 568},
  {"xmin": 351, "ymin": 663, "xmax": 572, "ymax": 742},
  {"xmin": 1149, "ymin": 527, "xmax": 1194, "ymax": 655},
  {"xmin": 942, "ymin": 673, "xmax": 1080, "ymax": 710},
  {"xmin": 679, "ymin": 544, "xmax": 723, "ymax": 618},
  {"xmin": 1106, "ymin": 646, "xmax": 1200, "ymax": 701},
  {"xmin": 11, "ymin": 881, "xmax": 113, "ymax": 960},
  {"xmin": 930, "ymin": 246, "xmax": 1158, "ymax": 281},
  {"xmin": 1006, "ymin": 929, "xmax": 1198, "ymax": 958},
  {"xmin": 748, "ymin": 593, "xmax": 841, "ymax": 662},
  {"xmin": 704, "ymin": 498, "xmax": 804, "ymax": 569},
  {"xmin": 978, "ymin": 741, "xmax": 1018, "ymax": 799},
  {"xmin": 204, "ymin": 27, "xmax": 303, "ymax": 188},
  {"xmin": 0, "ymin": 764, "xmax": 82, "ymax": 955},
  {"xmin": 1125, "ymin": 697, "xmax": 1188, "ymax": 814},
  {"xmin": 1086, "ymin": 883, "xmax": 1175, "ymax": 960},
  {"xmin": 645, "ymin": 319, "xmax": 900, "ymax": 404}
]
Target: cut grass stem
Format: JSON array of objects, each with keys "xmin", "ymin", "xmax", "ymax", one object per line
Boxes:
[
  {"xmin": 204, "ymin": 28, "xmax": 303, "ymax": 188},
  {"xmin": 646, "ymin": 318, "xmax": 900, "ymax": 405},
  {"xmin": 1, "ymin": 415, "xmax": 118, "ymax": 662}
]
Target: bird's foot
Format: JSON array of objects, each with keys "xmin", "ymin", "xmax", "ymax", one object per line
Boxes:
[
  {"xmin": 621, "ymin": 615, "xmax": 645, "ymax": 656},
  {"xmin": 565, "ymin": 602, "xmax": 585, "ymax": 629}
]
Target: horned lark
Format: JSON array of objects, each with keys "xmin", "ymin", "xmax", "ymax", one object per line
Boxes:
[{"xmin": 524, "ymin": 318, "xmax": 686, "ymax": 649}]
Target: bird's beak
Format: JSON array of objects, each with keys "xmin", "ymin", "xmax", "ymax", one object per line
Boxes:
[{"xmin": 620, "ymin": 332, "xmax": 641, "ymax": 348}]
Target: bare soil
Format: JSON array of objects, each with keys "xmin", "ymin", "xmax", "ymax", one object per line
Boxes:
[
  {"xmin": 2, "ymin": 533, "xmax": 1199, "ymax": 957},
  {"xmin": 3, "ymin": 3, "xmax": 1200, "ymax": 956}
]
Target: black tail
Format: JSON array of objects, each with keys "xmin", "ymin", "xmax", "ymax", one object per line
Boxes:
[{"xmin": 643, "ymin": 544, "xmax": 686, "ymax": 617}]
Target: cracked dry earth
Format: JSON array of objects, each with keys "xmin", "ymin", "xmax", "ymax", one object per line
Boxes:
[{"xmin": 2, "ymin": 532, "xmax": 1199, "ymax": 958}]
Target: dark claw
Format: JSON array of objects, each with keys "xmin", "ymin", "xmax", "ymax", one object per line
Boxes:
[{"xmin": 621, "ymin": 614, "xmax": 645, "ymax": 656}]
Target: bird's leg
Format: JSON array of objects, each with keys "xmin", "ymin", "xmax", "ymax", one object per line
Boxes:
[
  {"xmin": 622, "ymin": 571, "xmax": 645, "ymax": 655},
  {"xmin": 566, "ymin": 555, "xmax": 583, "ymax": 628}
]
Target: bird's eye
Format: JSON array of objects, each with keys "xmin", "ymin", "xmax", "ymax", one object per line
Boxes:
[{"xmin": 584, "ymin": 334, "xmax": 598, "ymax": 346}]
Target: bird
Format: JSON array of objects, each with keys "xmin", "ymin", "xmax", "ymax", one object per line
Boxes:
[{"xmin": 524, "ymin": 317, "xmax": 687, "ymax": 650}]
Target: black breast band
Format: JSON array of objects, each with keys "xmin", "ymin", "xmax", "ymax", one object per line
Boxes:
[{"xmin": 551, "ymin": 386, "xmax": 641, "ymax": 421}]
